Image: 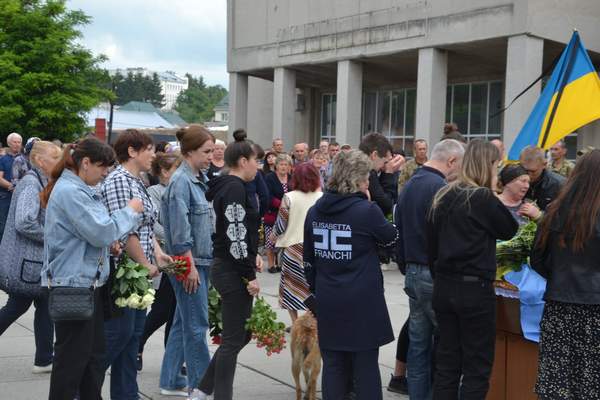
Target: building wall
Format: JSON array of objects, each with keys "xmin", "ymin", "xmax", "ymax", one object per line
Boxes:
[
  {"xmin": 228, "ymin": 0, "xmax": 600, "ymax": 152},
  {"xmin": 229, "ymin": 0, "xmax": 600, "ymax": 72},
  {"xmin": 161, "ymin": 79, "xmax": 188, "ymax": 110}
]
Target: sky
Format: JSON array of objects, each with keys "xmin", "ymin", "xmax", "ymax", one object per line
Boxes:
[{"xmin": 67, "ymin": 0, "xmax": 229, "ymax": 88}]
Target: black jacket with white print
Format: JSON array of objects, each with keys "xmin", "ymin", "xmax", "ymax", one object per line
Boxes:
[{"xmin": 207, "ymin": 174, "xmax": 259, "ymax": 281}]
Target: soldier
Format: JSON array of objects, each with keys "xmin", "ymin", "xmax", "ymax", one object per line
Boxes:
[
  {"xmin": 548, "ymin": 140, "xmax": 574, "ymax": 177},
  {"xmin": 398, "ymin": 139, "xmax": 428, "ymax": 193}
]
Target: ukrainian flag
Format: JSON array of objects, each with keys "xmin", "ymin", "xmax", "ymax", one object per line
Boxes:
[{"xmin": 507, "ymin": 31, "xmax": 600, "ymax": 160}]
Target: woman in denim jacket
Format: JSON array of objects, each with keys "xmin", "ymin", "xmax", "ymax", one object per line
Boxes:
[
  {"xmin": 0, "ymin": 141, "xmax": 61, "ymax": 373},
  {"xmin": 40, "ymin": 138, "xmax": 143, "ymax": 400},
  {"xmin": 159, "ymin": 125, "xmax": 215, "ymax": 397}
]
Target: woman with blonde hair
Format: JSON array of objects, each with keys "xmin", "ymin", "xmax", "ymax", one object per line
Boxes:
[
  {"xmin": 0, "ymin": 141, "xmax": 61, "ymax": 373},
  {"xmin": 207, "ymin": 139, "xmax": 226, "ymax": 180},
  {"xmin": 304, "ymin": 150, "xmax": 398, "ymax": 400},
  {"xmin": 427, "ymin": 139, "xmax": 518, "ymax": 399}
]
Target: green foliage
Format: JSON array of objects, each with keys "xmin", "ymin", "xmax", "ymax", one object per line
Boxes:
[
  {"xmin": 112, "ymin": 256, "xmax": 151, "ymax": 298},
  {"xmin": 0, "ymin": 0, "xmax": 112, "ymax": 142},
  {"xmin": 496, "ymin": 220, "xmax": 538, "ymax": 279},
  {"xmin": 112, "ymin": 71, "xmax": 165, "ymax": 108},
  {"xmin": 208, "ymin": 287, "xmax": 223, "ymax": 337},
  {"xmin": 174, "ymin": 74, "xmax": 227, "ymax": 123}
]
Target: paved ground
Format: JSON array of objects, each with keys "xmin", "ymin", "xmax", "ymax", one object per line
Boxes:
[{"xmin": 0, "ymin": 265, "xmax": 409, "ymax": 400}]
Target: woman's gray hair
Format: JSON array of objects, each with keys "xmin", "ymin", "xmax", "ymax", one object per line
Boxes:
[
  {"xmin": 327, "ymin": 150, "xmax": 372, "ymax": 194},
  {"xmin": 275, "ymin": 153, "xmax": 292, "ymax": 166}
]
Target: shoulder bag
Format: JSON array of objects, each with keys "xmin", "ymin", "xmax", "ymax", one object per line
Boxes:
[{"xmin": 47, "ymin": 253, "xmax": 103, "ymax": 321}]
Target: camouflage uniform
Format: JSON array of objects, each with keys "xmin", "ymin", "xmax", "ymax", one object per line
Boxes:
[
  {"xmin": 397, "ymin": 159, "xmax": 424, "ymax": 193},
  {"xmin": 548, "ymin": 159, "xmax": 574, "ymax": 178}
]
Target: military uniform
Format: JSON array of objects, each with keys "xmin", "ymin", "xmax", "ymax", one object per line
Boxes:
[
  {"xmin": 549, "ymin": 159, "xmax": 574, "ymax": 178},
  {"xmin": 397, "ymin": 159, "xmax": 424, "ymax": 193}
]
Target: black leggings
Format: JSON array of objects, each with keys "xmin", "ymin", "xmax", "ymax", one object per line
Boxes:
[
  {"xmin": 138, "ymin": 275, "xmax": 176, "ymax": 353},
  {"xmin": 396, "ymin": 318, "xmax": 410, "ymax": 363}
]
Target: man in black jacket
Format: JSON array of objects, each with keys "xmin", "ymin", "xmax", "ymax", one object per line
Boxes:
[
  {"xmin": 394, "ymin": 139, "xmax": 464, "ymax": 399},
  {"xmin": 520, "ymin": 146, "xmax": 565, "ymax": 211},
  {"xmin": 359, "ymin": 133, "xmax": 405, "ymax": 216}
]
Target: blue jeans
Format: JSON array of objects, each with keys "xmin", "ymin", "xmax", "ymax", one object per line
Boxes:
[
  {"xmin": 405, "ymin": 263, "xmax": 436, "ymax": 400},
  {"xmin": 160, "ymin": 265, "xmax": 211, "ymax": 392},
  {"xmin": 0, "ymin": 292, "xmax": 53, "ymax": 366},
  {"xmin": 104, "ymin": 307, "xmax": 146, "ymax": 400}
]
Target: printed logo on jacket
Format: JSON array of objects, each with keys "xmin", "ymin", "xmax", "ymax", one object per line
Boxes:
[{"xmin": 312, "ymin": 222, "xmax": 352, "ymax": 260}]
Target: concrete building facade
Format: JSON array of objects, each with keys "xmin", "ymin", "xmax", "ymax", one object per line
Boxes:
[{"xmin": 227, "ymin": 0, "xmax": 600, "ymax": 157}]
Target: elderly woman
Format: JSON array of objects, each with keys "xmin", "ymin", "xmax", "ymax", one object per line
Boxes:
[
  {"xmin": 264, "ymin": 153, "xmax": 292, "ymax": 273},
  {"xmin": 270, "ymin": 162, "xmax": 322, "ymax": 324},
  {"xmin": 303, "ymin": 150, "xmax": 398, "ymax": 400},
  {"xmin": 207, "ymin": 139, "xmax": 226, "ymax": 180},
  {"xmin": 497, "ymin": 165, "xmax": 542, "ymax": 225},
  {"xmin": 0, "ymin": 141, "xmax": 61, "ymax": 373}
]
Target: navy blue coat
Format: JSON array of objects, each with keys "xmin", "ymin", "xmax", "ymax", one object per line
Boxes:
[{"xmin": 303, "ymin": 192, "xmax": 397, "ymax": 351}]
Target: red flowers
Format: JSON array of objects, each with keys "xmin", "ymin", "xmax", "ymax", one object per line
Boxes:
[{"xmin": 159, "ymin": 256, "xmax": 192, "ymax": 282}]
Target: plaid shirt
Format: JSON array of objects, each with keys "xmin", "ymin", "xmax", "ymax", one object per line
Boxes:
[{"xmin": 100, "ymin": 165, "xmax": 157, "ymax": 261}]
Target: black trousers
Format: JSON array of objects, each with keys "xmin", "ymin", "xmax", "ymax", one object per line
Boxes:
[
  {"xmin": 49, "ymin": 289, "xmax": 105, "ymax": 400},
  {"xmin": 198, "ymin": 259, "xmax": 253, "ymax": 400},
  {"xmin": 395, "ymin": 317, "xmax": 409, "ymax": 363},
  {"xmin": 432, "ymin": 276, "xmax": 496, "ymax": 400},
  {"xmin": 138, "ymin": 275, "xmax": 176, "ymax": 353},
  {"xmin": 321, "ymin": 348, "xmax": 382, "ymax": 400}
]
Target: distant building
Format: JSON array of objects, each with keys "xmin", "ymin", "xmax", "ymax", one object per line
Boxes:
[
  {"xmin": 86, "ymin": 101, "xmax": 188, "ymax": 134},
  {"xmin": 110, "ymin": 68, "xmax": 189, "ymax": 110},
  {"xmin": 213, "ymin": 94, "xmax": 229, "ymax": 122}
]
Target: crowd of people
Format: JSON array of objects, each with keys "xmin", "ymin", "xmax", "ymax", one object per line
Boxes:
[{"xmin": 0, "ymin": 122, "xmax": 597, "ymax": 400}]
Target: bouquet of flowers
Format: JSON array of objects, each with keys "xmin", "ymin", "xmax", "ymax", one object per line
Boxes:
[
  {"xmin": 245, "ymin": 296, "xmax": 286, "ymax": 356},
  {"xmin": 496, "ymin": 220, "xmax": 537, "ymax": 280},
  {"xmin": 208, "ymin": 282, "xmax": 286, "ymax": 356},
  {"xmin": 112, "ymin": 256, "xmax": 155, "ymax": 310},
  {"xmin": 158, "ymin": 256, "xmax": 192, "ymax": 282}
]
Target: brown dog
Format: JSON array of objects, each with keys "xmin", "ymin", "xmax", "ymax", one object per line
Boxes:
[{"xmin": 291, "ymin": 313, "xmax": 321, "ymax": 400}]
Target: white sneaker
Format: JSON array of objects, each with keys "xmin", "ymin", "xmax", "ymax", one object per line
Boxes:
[
  {"xmin": 160, "ymin": 388, "xmax": 189, "ymax": 397},
  {"xmin": 32, "ymin": 364, "xmax": 52, "ymax": 374},
  {"xmin": 188, "ymin": 389, "xmax": 209, "ymax": 400}
]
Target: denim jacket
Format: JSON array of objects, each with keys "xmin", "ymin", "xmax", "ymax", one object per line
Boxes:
[
  {"xmin": 161, "ymin": 160, "xmax": 213, "ymax": 267},
  {"xmin": 41, "ymin": 170, "xmax": 141, "ymax": 288}
]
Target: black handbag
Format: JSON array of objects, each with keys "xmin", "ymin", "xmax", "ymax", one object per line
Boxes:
[{"xmin": 47, "ymin": 254, "xmax": 104, "ymax": 322}]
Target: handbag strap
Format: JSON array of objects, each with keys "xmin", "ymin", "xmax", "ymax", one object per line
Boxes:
[{"xmin": 47, "ymin": 250, "xmax": 105, "ymax": 290}]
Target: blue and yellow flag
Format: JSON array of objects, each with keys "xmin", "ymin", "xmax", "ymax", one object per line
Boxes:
[{"xmin": 508, "ymin": 32, "xmax": 600, "ymax": 160}]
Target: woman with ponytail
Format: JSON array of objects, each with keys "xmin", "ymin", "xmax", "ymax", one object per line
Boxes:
[
  {"xmin": 196, "ymin": 129, "xmax": 263, "ymax": 400},
  {"xmin": 159, "ymin": 125, "xmax": 215, "ymax": 397},
  {"xmin": 41, "ymin": 138, "xmax": 144, "ymax": 400}
]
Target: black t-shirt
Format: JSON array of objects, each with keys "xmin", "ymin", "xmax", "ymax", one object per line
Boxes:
[{"xmin": 206, "ymin": 162, "xmax": 224, "ymax": 181}]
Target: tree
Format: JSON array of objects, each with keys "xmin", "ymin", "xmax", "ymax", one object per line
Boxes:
[
  {"xmin": 174, "ymin": 74, "xmax": 227, "ymax": 123},
  {"xmin": 112, "ymin": 71, "xmax": 164, "ymax": 108},
  {"xmin": 0, "ymin": 0, "xmax": 112, "ymax": 142}
]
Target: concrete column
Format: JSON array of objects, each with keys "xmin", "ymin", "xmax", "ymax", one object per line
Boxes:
[
  {"xmin": 416, "ymin": 48, "xmax": 448, "ymax": 146},
  {"xmin": 335, "ymin": 60, "xmax": 363, "ymax": 148},
  {"xmin": 504, "ymin": 35, "xmax": 544, "ymax": 150},
  {"xmin": 229, "ymin": 72, "xmax": 248, "ymax": 138},
  {"xmin": 273, "ymin": 67, "xmax": 296, "ymax": 149}
]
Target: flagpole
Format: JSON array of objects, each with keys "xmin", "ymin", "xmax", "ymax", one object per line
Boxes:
[{"xmin": 540, "ymin": 33, "xmax": 579, "ymax": 148}]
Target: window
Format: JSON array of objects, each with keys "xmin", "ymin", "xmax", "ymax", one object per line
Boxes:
[
  {"xmin": 362, "ymin": 89, "xmax": 417, "ymax": 155},
  {"xmin": 445, "ymin": 81, "xmax": 504, "ymax": 141},
  {"xmin": 320, "ymin": 94, "xmax": 336, "ymax": 141}
]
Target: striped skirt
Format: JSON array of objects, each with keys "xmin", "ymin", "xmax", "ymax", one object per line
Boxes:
[{"xmin": 278, "ymin": 243, "xmax": 310, "ymax": 311}]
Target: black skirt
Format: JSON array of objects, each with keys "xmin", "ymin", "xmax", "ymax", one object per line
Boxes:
[{"xmin": 536, "ymin": 300, "xmax": 600, "ymax": 399}]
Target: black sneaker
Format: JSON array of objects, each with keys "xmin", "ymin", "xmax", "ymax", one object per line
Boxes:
[
  {"xmin": 136, "ymin": 354, "xmax": 143, "ymax": 372},
  {"xmin": 387, "ymin": 374, "xmax": 408, "ymax": 394},
  {"xmin": 268, "ymin": 266, "xmax": 278, "ymax": 274}
]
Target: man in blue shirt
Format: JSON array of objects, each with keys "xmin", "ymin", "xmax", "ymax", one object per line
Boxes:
[
  {"xmin": 394, "ymin": 139, "xmax": 464, "ymax": 399},
  {"xmin": 0, "ymin": 132, "xmax": 22, "ymax": 236}
]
